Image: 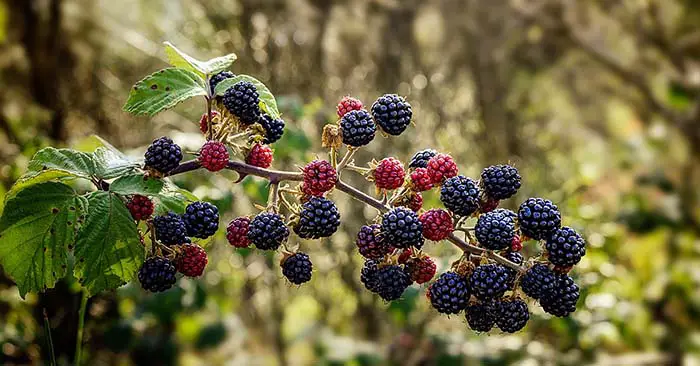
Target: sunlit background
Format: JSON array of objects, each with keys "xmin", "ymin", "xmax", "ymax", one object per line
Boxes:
[{"xmin": 1, "ymin": 0, "xmax": 700, "ymax": 365}]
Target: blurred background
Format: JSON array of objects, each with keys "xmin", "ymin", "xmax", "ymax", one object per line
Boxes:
[{"xmin": 1, "ymin": 0, "xmax": 700, "ymax": 365}]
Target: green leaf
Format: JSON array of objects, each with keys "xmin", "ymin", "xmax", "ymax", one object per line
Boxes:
[
  {"xmin": 27, "ymin": 147, "xmax": 98, "ymax": 178},
  {"xmin": 164, "ymin": 42, "xmax": 237, "ymax": 76},
  {"xmin": 153, "ymin": 181, "xmax": 198, "ymax": 215},
  {"xmin": 213, "ymin": 75, "xmax": 280, "ymax": 119},
  {"xmin": 5, "ymin": 169, "xmax": 77, "ymax": 201},
  {"xmin": 110, "ymin": 174, "xmax": 164, "ymax": 196},
  {"xmin": 93, "ymin": 147, "xmax": 141, "ymax": 180},
  {"xmin": 0, "ymin": 182, "xmax": 87, "ymax": 298},
  {"xmin": 74, "ymin": 191, "xmax": 144, "ymax": 296},
  {"xmin": 123, "ymin": 68, "xmax": 207, "ymax": 117}
]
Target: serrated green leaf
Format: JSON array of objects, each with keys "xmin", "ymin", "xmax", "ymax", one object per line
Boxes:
[
  {"xmin": 0, "ymin": 182, "xmax": 87, "ymax": 298},
  {"xmin": 110, "ymin": 174, "xmax": 164, "ymax": 196},
  {"xmin": 27, "ymin": 147, "xmax": 98, "ymax": 178},
  {"xmin": 163, "ymin": 42, "xmax": 237, "ymax": 77},
  {"xmin": 214, "ymin": 75, "xmax": 280, "ymax": 119},
  {"xmin": 74, "ymin": 191, "xmax": 144, "ymax": 296},
  {"xmin": 153, "ymin": 181, "xmax": 198, "ymax": 215},
  {"xmin": 92, "ymin": 147, "xmax": 141, "ymax": 179},
  {"xmin": 123, "ymin": 68, "xmax": 207, "ymax": 117},
  {"xmin": 5, "ymin": 170, "xmax": 77, "ymax": 201}
]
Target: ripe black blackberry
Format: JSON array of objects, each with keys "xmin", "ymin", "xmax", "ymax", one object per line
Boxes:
[
  {"xmin": 222, "ymin": 80, "xmax": 261, "ymax": 125},
  {"xmin": 209, "ymin": 70, "xmax": 235, "ymax": 94},
  {"xmin": 408, "ymin": 149, "xmax": 437, "ymax": 169},
  {"xmin": 469, "ymin": 264, "xmax": 511, "ymax": 301},
  {"xmin": 520, "ymin": 263, "xmax": 557, "ymax": 300},
  {"xmin": 183, "ymin": 201, "xmax": 219, "ymax": 239},
  {"xmin": 293, "ymin": 196, "xmax": 340, "ymax": 239},
  {"xmin": 138, "ymin": 257, "xmax": 177, "ymax": 292},
  {"xmin": 475, "ymin": 209, "xmax": 516, "ymax": 250},
  {"xmin": 518, "ymin": 198, "xmax": 562, "ymax": 240},
  {"xmin": 546, "ymin": 226, "xmax": 586, "ymax": 267},
  {"xmin": 380, "ymin": 207, "xmax": 423, "ymax": 249},
  {"xmin": 247, "ymin": 212, "xmax": 289, "ymax": 250},
  {"xmin": 356, "ymin": 224, "xmax": 390, "ymax": 259},
  {"xmin": 428, "ymin": 272, "xmax": 470, "ymax": 314},
  {"xmin": 340, "ymin": 109, "xmax": 376, "ymax": 147},
  {"xmin": 495, "ymin": 297, "xmax": 529, "ymax": 333},
  {"xmin": 440, "ymin": 175, "xmax": 481, "ymax": 217},
  {"xmin": 360, "ymin": 260, "xmax": 381, "ymax": 293},
  {"xmin": 540, "ymin": 274, "xmax": 579, "ymax": 317},
  {"xmin": 281, "ymin": 252, "xmax": 313, "ymax": 285},
  {"xmin": 480, "ymin": 165, "xmax": 522, "ymax": 200},
  {"xmin": 259, "ymin": 113, "xmax": 285, "ymax": 144},
  {"xmin": 465, "ymin": 301, "xmax": 496, "ymax": 332},
  {"xmin": 144, "ymin": 136, "xmax": 183, "ymax": 174},
  {"xmin": 371, "ymin": 94, "xmax": 413, "ymax": 135},
  {"xmin": 153, "ymin": 212, "xmax": 188, "ymax": 245},
  {"xmin": 375, "ymin": 265, "xmax": 412, "ymax": 301}
]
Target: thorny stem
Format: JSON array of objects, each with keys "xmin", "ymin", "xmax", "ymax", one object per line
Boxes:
[
  {"xmin": 163, "ymin": 160, "xmax": 525, "ymax": 272},
  {"xmin": 336, "ymin": 148, "xmax": 356, "ymax": 173}
]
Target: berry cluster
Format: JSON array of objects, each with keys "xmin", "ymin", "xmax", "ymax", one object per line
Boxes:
[{"xmin": 130, "ymin": 71, "xmax": 586, "ymax": 336}]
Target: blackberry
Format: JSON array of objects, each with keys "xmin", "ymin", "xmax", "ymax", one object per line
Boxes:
[
  {"xmin": 209, "ymin": 70, "xmax": 235, "ymax": 94},
  {"xmin": 245, "ymin": 143, "xmax": 273, "ymax": 168},
  {"xmin": 480, "ymin": 165, "xmax": 522, "ymax": 200},
  {"xmin": 356, "ymin": 224, "xmax": 390, "ymax": 259},
  {"xmin": 520, "ymin": 263, "xmax": 557, "ymax": 300},
  {"xmin": 127, "ymin": 195, "xmax": 154, "ymax": 221},
  {"xmin": 419, "ymin": 209, "xmax": 453, "ymax": 241},
  {"xmin": 302, "ymin": 160, "xmax": 337, "ymax": 196},
  {"xmin": 340, "ymin": 109, "xmax": 376, "ymax": 147},
  {"xmin": 545, "ymin": 226, "xmax": 586, "ymax": 267},
  {"xmin": 373, "ymin": 157, "xmax": 406, "ymax": 190},
  {"xmin": 153, "ymin": 212, "xmax": 188, "ymax": 245},
  {"xmin": 293, "ymin": 196, "xmax": 340, "ymax": 239},
  {"xmin": 469, "ymin": 264, "xmax": 511, "ymax": 300},
  {"xmin": 380, "ymin": 207, "xmax": 423, "ymax": 249},
  {"xmin": 465, "ymin": 301, "xmax": 496, "ymax": 332},
  {"xmin": 183, "ymin": 201, "xmax": 219, "ymax": 239},
  {"xmin": 405, "ymin": 255, "xmax": 436, "ymax": 284},
  {"xmin": 426, "ymin": 153, "xmax": 458, "ymax": 184},
  {"xmin": 138, "ymin": 257, "xmax": 177, "ymax": 292},
  {"xmin": 428, "ymin": 272, "xmax": 470, "ymax": 314},
  {"xmin": 226, "ymin": 217, "xmax": 251, "ymax": 248},
  {"xmin": 281, "ymin": 252, "xmax": 313, "ymax": 285},
  {"xmin": 337, "ymin": 96, "xmax": 364, "ymax": 118},
  {"xmin": 495, "ymin": 297, "xmax": 529, "ymax": 333},
  {"xmin": 393, "ymin": 191, "xmax": 423, "ymax": 212},
  {"xmin": 144, "ymin": 136, "xmax": 183, "ymax": 174},
  {"xmin": 518, "ymin": 198, "xmax": 561, "ymax": 240},
  {"xmin": 375, "ymin": 265, "xmax": 412, "ymax": 301},
  {"xmin": 247, "ymin": 212, "xmax": 289, "ymax": 250},
  {"xmin": 222, "ymin": 80, "xmax": 261, "ymax": 125},
  {"xmin": 410, "ymin": 168, "xmax": 433, "ymax": 192},
  {"xmin": 540, "ymin": 274, "xmax": 579, "ymax": 317},
  {"xmin": 408, "ymin": 149, "xmax": 437, "ymax": 169},
  {"xmin": 175, "ymin": 244, "xmax": 208, "ymax": 277},
  {"xmin": 360, "ymin": 260, "xmax": 381, "ymax": 293},
  {"xmin": 475, "ymin": 209, "xmax": 516, "ymax": 250},
  {"xmin": 371, "ymin": 94, "xmax": 413, "ymax": 135},
  {"xmin": 440, "ymin": 175, "xmax": 481, "ymax": 217},
  {"xmin": 198, "ymin": 141, "xmax": 229, "ymax": 172},
  {"xmin": 259, "ymin": 114, "xmax": 285, "ymax": 144}
]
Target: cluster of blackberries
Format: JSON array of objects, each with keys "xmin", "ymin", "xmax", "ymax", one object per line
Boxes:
[
  {"xmin": 136, "ymin": 200, "xmax": 218, "ymax": 292},
  {"xmin": 335, "ymin": 94, "xmax": 413, "ymax": 148}
]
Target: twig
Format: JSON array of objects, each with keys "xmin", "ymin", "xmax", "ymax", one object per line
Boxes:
[
  {"xmin": 43, "ymin": 309, "xmax": 57, "ymax": 366},
  {"xmin": 74, "ymin": 291, "xmax": 88, "ymax": 366}
]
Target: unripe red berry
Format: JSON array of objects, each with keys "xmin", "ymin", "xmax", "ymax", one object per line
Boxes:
[
  {"xmin": 199, "ymin": 141, "xmax": 229, "ymax": 172},
  {"xmin": 336, "ymin": 96, "xmax": 364, "ymax": 118},
  {"xmin": 302, "ymin": 160, "xmax": 337, "ymax": 196},
  {"xmin": 480, "ymin": 198, "xmax": 500, "ymax": 213},
  {"xmin": 176, "ymin": 244, "xmax": 208, "ymax": 277},
  {"xmin": 419, "ymin": 209, "xmax": 454, "ymax": 241},
  {"xmin": 393, "ymin": 192, "xmax": 423, "ymax": 212},
  {"xmin": 426, "ymin": 153, "xmax": 458, "ymax": 184},
  {"xmin": 398, "ymin": 248, "xmax": 413, "ymax": 264},
  {"xmin": 374, "ymin": 157, "xmax": 405, "ymax": 190},
  {"xmin": 511, "ymin": 236, "xmax": 523, "ymax": 252},
  {"xmin": 227, "ymin": 217, "xmax": 251, "ymax": 248},
  {"xmin": 410, "ymin": 167, "xmax": 433, "ymax": 191},
  {"xmin": 406, "ymin": 256, "xmax": 437, "ymax": 284},
  {"xmin": 127, "ymin": 195, "xmax": 154, "ymax": 221},
  {"xmin": 199, "ymin": 111, "xmax": 220, "ymax": 134},
  {"xmin": 246, "ymin": 143, "xmax": 273, "ymax": 168}
]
